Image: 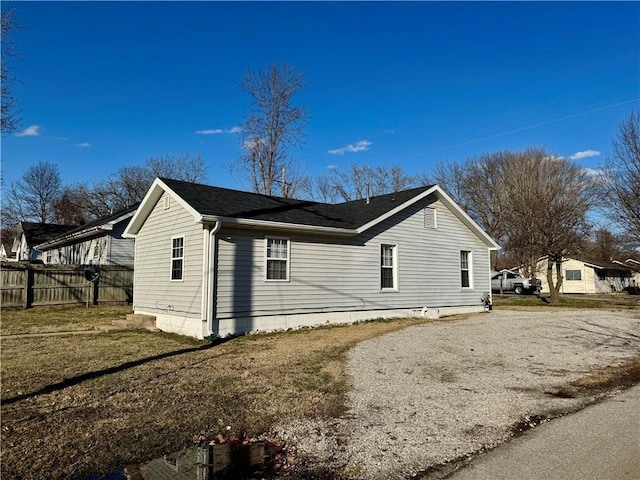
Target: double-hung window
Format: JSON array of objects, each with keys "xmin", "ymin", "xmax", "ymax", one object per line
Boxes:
[
  {"xmin": 381, "ymin": 244, "xmax": 397, "ymax": 290},
  {"xmin": 566, "ymin": 269, "xmax": 582, "ymax": 281},
  {"xmin": 266, "ymin": 237, "xmax": 289, "ymax": 281},
  {"xmin": 460, "ymin": 250, "xmax": 472, "ymax": 288},
  {"xmin": 171, "ymin": 237, "xmax": 184, "ymax": 281}
]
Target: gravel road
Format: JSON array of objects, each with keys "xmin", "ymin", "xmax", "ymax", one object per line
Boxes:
[{"xmin": 276, "ymin": 309, "xmax": 640, "ymax": 479}]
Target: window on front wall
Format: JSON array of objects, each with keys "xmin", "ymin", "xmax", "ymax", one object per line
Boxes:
[
  {"xmin": 566, "ymin": 269, "xmax": 581, "ymax": 281},
  {"xmin": 460, "ymin": 250, "xmax": 472, "ymax": 288},
  {"xmin": 266, "ymin": 237, "xmax": 289, "ymax": 281},
  {"xmin": 171, "ymin": 237, "xmax": 184, "ymax": 281},
  {"xmin": 381, "ymin": 244, "xmax": 397, "ymax": 290}
]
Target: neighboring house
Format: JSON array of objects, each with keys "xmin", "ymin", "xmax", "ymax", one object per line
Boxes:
[
  {"xmin": 123, "ymin": 178, "xmax": 500, "ymax": 339},
  {"xmin": 36, "ymin": 205, "xmax": 138, "ymax": 265},
  {"xmin": 11, "ymin": 222, "xmax": 76, "ymax": 262},
  {"xmin": 537, "ymin": 256, "xmax": 633, "ymax": 294},
  {"xmin": 620, "ymin": 259, "xmax": 640, "ymax": 287}
]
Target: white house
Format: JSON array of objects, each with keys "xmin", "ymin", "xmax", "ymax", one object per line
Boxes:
[
  {"xmin": 537, "ymin": 256, "xmax": 633, "ymax": 294},
  {"xmin": 11, "ymin": 222, "xmax": 76, "ymax": 262},
  {"xmin": 36, "ymin": 205, "xmax": 137, "ymax": 266},
  {"xmin": 123, "ymin": 178, "xmax": 500, "ymax": 339}
]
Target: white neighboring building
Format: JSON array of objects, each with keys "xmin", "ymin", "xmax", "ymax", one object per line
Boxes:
[{"xmin": 537, "ymin": 256, "xmax": 633, "ymax": 294}]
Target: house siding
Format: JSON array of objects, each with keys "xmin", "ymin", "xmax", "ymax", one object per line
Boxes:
[
  {"xmin": 109, "ymin": 221, "xmax": 134, "ymax": 265},
  {"xmin": 539, "ymin": 258, "xmax": 590, "ymax": 294},
  {"xmin": 132, "ymin": 192, "xmax": 204, "ymax": 337},
  {"xmin": 40, "ymin": 222, "xmax": 133, "ymax": 266},
  {"xmin": 214, "ymin": 195, "xmax": 490, "ymax": 334},
  {"xmin": 538, "ymin": 258, "xmax": 632, "ymax": 294}
]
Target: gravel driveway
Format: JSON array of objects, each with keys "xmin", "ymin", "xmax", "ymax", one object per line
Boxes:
[{"xmin": 278, "ymin": 309, "xmax": 640, "ymax": 479}]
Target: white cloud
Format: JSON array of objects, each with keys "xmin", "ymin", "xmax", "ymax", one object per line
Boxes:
[
  {"xmin": 328, "ymin": 139, "xmax": 372, "ymax": 155},
  {"xmin": 570, "ymin": 149, "xmax": 600, "ymax": 160},
  {"xmin": 15, "ymin": 125, "xmax": 41, "ymax": 137},
  {"xmin": 583, "ymin": 167, "xmax": 605, "ymax": 178},
  {"xmin": 73, "ymin": 142, "xmax": 91, "ymax": 148},
  {"xmin": 196, "ymin": 126, "xmax": 241, "ymax": 135},
  {"xmin": 242, "ymin": 137, "xmax": 265, "ymax": 150}
]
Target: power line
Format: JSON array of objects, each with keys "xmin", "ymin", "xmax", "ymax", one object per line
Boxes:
[{"xmin": 402, "ymin": 98, "xmax": 639, "ymax": 159}]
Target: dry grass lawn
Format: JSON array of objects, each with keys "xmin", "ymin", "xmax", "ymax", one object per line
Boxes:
[
  {"xmin": 492, "ymin": 293, "xmax": 639, "ymax": 310},
  {"xmin": 2, "ymin": 302, "xmax": 638, "ymax": 480},
  {"xmin": 1, "ymin": 310, "xmax": 429, "ymax": 480},
  {"xmin": 0, "ymin": 304, "xmax": 133, "ymax": 335}
]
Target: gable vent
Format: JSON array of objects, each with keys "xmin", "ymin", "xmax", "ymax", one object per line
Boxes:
[
  {"xmin": 424, "ymin": 207, "xmax": 437, "ymax": 229},
  {"xmin": 163, "ymin": 196, "xmax": 171, "ymax": 210}
]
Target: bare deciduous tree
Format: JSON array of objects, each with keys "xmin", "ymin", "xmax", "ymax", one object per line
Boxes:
[
  {"xmin": 63, "ymin": 154, "xmax": 208, "ymax": 218},
  {"xmin": 234, "ymin": 64, "xmax": 308, "ymax": 197},
  {"xmin": 421, "ymin": 153, "xmax": 510, "ymax": 266},
  {"xmin": 317, "ymin": 163, "xmax": 417, "ymax": 203},
  {"xmin": 53, "ymin": 188, "xmax": 88, "ymax": 225},
  {"xmin": 501, "ymin": 149, "xmax": 595, "ymax": 303},
  {"xmin": 1, "ymin": 7, "xmax": 21, "ymax": 135},
  {"xmin": 4, "ymin": 161, "xmax": 62, "ymax": 225},
  {"xmin": 146, "ymin": 153, "xmax": 207, "ymax": 183},
  {"xmin": 601, "ymin": 111, "xmax": 640, "ymax": 239},
  {"xmin": 424, "ymin": 148, "xmax": 595, "ymax": 303}
]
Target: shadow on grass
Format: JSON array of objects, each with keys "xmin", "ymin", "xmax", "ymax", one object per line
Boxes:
[{"xmin": 3, "ymin": 338, "xmax": 228, "ymax": 406}]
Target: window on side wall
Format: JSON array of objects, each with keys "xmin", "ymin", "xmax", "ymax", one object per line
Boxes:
[
  {"xmin": 460, "ymin": 250, "xmax": 472, "ymax": 288},
  {"xmin": 381, "ymin": 244, "xmax": 397, "ymax": 290},
  {"xmin": 566, "ymin": 269, "xmax": 582, "ymax": 281},
  {"xmin": 266, "ymin": 237, "xmax": 289, "ymax": 281},
  {"xmin": 171, "ymin": 237, "xmax": 184, "ymax": 281}
]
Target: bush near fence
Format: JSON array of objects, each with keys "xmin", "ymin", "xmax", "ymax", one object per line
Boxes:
[{"xmin": 0, "ymin": 263, "xmax": 133, "ymax": 308}]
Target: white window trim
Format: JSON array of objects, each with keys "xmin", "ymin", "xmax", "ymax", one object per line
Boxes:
[
  {"xmin": 264, "ymin": 236, "xmax": 290, "ymax": 282},
  {"xmin": 170, "ymin": 236, "xmax": 185, "ymax": 282},
  {"xmin": 460, "ymin": 250, "xmax": 473, "ymax": 290},
  {"xmin": 380, "ymin": 243, "xmax": 399, "ymax": 292}
]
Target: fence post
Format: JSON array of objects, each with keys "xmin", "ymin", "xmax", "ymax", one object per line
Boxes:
[
  {"xmin": 92, "ymin": 273, "xmax": 100, "ymax": 305},
  {"xmin": 23, "ymin": 267, "xmax": 34, "ymax": 309}
]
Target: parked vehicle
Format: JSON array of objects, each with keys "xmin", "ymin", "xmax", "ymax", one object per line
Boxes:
[{"xmin": 491, "ymin": 271, "xmax": 541, "ymax": 295}]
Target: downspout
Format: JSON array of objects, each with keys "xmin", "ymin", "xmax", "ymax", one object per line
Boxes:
[{"xmin": 204, "ymin": 221, "xmax": 221, "ymax": 337}]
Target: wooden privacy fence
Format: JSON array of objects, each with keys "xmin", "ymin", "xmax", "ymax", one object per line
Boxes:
[{"xmin": 1, "ymin": 264, "xmax": 133, "ymax": 308}]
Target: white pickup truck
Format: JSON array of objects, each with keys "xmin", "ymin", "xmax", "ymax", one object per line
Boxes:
[{"xmin": 491, "ymin": 271, "xmax": 541, "ymax": 295}]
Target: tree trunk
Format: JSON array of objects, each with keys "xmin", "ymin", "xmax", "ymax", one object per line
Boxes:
[{"xmin": 547, "ymin": 258, "xmax": 563, "ymax": 304}]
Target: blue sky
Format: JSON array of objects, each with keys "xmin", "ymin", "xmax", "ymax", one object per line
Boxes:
[{"xmin": 2, "ymin": 1, "xmax": 639, "ymax": 193}]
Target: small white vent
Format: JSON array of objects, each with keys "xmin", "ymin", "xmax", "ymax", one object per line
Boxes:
[
  {"xmin": 163, "ymin": 196, "xmax": 171, "ymax": 210},
  {"xmin": 424, "ymin": 207, "xmax": 437, "ymax": 229}
]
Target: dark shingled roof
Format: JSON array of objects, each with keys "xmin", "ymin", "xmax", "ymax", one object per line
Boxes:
[
  {"xmin": 160, "ymin": 178, "xmax": 435, "ymax": 229},
  {"xmin": 20, "ymin": 222, "xmax": 76, "ymax": 245},
  {"xmin": 60, "ymin": 203, "xmax": 140, "ymax": 237},
  {"xmin": 579, "ymin": 256, "xmax": 633, "ymax": 271}
]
